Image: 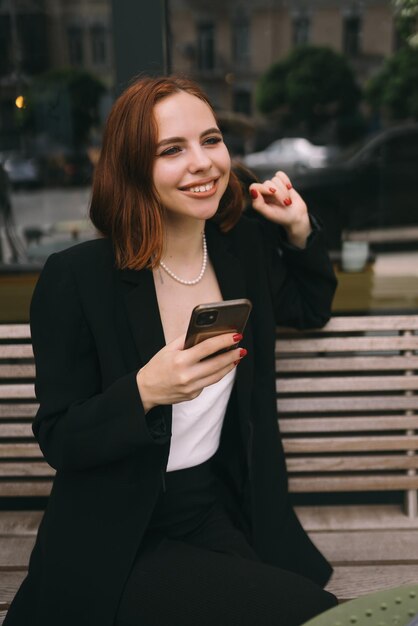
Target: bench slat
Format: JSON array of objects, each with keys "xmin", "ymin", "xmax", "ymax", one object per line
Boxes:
[
  {"xmin": 0, "ymin": 536, "xmax": 36, "ymax": 567},
  {"xmin": 287, "ymin": 455, "xmax": 418, "ymax": 472},
  {"xmin": 0, "ymin": 404, "xmax": 38, "ymax": 418},
  {"xmin": 0, "ymin": 444, "xmax": 43, "ymax": 458},
  {"xmin": 277, "ymin": 375, "xmax": 418, "ymax": 393},
  {"xmin": 0, "ymin": 325, "xmax": 30, "ymax": 339},
  {"xmin": 0, "ymin": 511, "xmax": 43, "ymax": 534},
  {"xmin": 277, "ymin": 355, "xmax": 418, "ymax": 372},
  {"xmin": 279, "ymin": 316, "xmax": 418, "ymax": 332},
  {"xmin": 0, "ymin": 346, "xmax": 33, "ymax": 359},
  {"xmin": 278, "ymin": 396, "xmax": 418, "ymax": 412},
  {"xmin": 0, "ymin": 424, "xmax": 33, "ymax": 437},
  {"xmin": 279, "ymin": 416, "xmax": 418, "ymax": 433},
  {"xmin": 313, "ymin": 529, "xmax": 418, "ymax": 562},
  {"xmin": 326, "ymin": 564, "xmax": 418, "ymax": 601},
  {"xmin": 283, "ymin": 435, "xmax": 418, "ymax": 453},
  {"xmin": 276, "ymin": 336, "xmax": 418, "ymax": 353},
  {"xmin": 0, "ymin": 365, "xmax": 35, "ymax": 378},
  {"xmin": 0, "ymin": 385, "xmax": 35, "ymax": 400},
  {"xmin": 289, "ymin": 475, "xmax": 418, "ymax": 492},
  {"xmin": 0, "ymin": 462, "xmax": 53, "ymax": 477},
  {"xmin": 0, "ymin": 482, "xmax": 52, "ymax": 497}
]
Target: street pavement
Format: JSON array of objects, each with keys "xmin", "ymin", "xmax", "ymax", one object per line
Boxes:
[{"xmin": 11, "ymin": 186, "xmax": 92, "ymax": 229}]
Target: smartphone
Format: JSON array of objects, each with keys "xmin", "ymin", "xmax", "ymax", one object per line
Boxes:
[{"xmin": 184, "ymin": 298, "xmax": 252, "ymax": 350}]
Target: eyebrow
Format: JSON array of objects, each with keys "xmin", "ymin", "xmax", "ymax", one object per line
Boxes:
[{"xmin": 156, "ymin": 127, "xmax": 222, "ymax": 149}]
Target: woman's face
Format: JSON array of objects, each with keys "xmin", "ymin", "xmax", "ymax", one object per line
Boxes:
[{"xmin": 152, "ymin": 91, "xmax": 231, "ymax": 225}]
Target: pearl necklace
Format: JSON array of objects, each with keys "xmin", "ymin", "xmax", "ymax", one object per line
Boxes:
[{"xmin": 159, "ymin": 233, "xmax": 207, "ymax": 285}]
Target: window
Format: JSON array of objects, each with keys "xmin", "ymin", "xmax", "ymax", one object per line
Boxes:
[
  {"xmin": 67, "ymin": 25, "xmax": 84, "ymax": 65},
  {"xmin": 90, "ymin": 25, "xmax": 107, "ymax": 65},
  {"xmin": 292, "ymin": 15, "xmax": 310, "ymax": 46},
  {"xmin": 233, "ymin": 88, "xmax": 251, "ymax": 115},
  {"xmin": 343, "ymin": 15, "xmax": 361, "ymax": 56},
  {"xmin": 232, "ymin": 18, "xmax": 250, "ymax": 67},
  {"xmin": 197, "ymin": 22, "xmax": 215, "ymax": 71}
]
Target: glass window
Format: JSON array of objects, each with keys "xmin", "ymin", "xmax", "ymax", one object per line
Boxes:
[
  {"xmin": 67, "ymin": 25, "xmax": 84, "ymax": 66},
  {"xmin": 233, "ymin": 88, "xmax": 251, "ymax": 115},
  {"xmin": 197, "ymin": 22, "xmax": 215, "ymax": 71},
  {"xmin": 232, "ymin": 18, "xmax": 250, "ymax": 67},
  {"xmin": 343, "ymin": 15, "xmax": 362, "ymax": 56},
  {"xmin": 293, "ymin": 15, "xmax": 310, "ymax": 46},
  {"xmin": 90, "ymin": 25, "xmax": 108, "ymax": 66}
]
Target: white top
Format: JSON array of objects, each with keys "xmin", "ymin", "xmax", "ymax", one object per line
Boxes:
[{"xmin": 166, "ymin": 368, "xmax": 237, "ymax": 472}]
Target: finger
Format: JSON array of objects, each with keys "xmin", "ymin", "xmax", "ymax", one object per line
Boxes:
[
  {"xmin": 188, "ymin": 332, "xmax": 241, "ymax": 362},
  {"xmin": 250, "ymin": 180, "xmax": 292, "ymax": 208},
  {"xmin": 168, "ymin": 334, "xmax": 187, "ymax": 351},
  {"xmin": 274, "ymin": 170, "xmax": 293, "ymax": 190},
  {"xmin": 266, "ymin": 178, "xmax": 293, "ymax": 207},
  {"xmin": 198, "ymin": 362, "xmax": 238, "ymax": 389},
  {"xmin": 197, "ymin": 347, "xmax": 248, "ymax": 388}
]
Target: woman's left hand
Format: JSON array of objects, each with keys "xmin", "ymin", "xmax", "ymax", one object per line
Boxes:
[{"xmin": 249, "ymin": 170, "xmax": 311, "ymax": 248}]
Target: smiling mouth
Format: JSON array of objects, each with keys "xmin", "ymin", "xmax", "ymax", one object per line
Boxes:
[{"xmin": 180, "ymin": 179, "xmax": 217, "ymax": 193}]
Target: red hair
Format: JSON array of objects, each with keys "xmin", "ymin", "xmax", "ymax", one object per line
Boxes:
[{"xmin": 90, "ymin": 75, "xmax": 243, "ymax": 270}]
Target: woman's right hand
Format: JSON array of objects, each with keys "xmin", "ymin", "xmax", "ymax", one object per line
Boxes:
[{"xmin": 136, "ymin": 333, "xmax": 245, "ymax": 413}]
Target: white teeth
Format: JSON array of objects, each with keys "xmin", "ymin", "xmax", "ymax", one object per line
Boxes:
[{"xmin": 186, "ymin": 181, "xmax": 215, "ymax": 193}]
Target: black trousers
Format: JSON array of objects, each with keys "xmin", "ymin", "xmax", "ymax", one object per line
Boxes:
[{"xmin": 115, "ymin": 460, "xmax": 337, "ymax": 626}]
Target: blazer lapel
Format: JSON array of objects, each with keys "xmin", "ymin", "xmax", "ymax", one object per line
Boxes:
[
  {"xmin": 118, "ymin": 267, "xmax": 166, "ymax": 367},
  {"xmin": 205, "ymin": 222, "xmax": 246, "ymax": 301},
  {"xmin": 206, "ymin": 223, "xmax": 255, "ymax": 449}
]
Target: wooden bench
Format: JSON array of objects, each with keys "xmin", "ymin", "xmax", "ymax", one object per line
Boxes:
[
  {"xmin": 276, "ymin": 315, "xmax": 418, "ymax": 600},
  {"xmin": 0, "ymin": 317, "xmax": 418, "ymax": 618}
]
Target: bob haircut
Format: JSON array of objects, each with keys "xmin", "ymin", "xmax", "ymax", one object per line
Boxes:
[{"xmin": 90, "ymin": 75, "xmax": 243, "ymax": 270}]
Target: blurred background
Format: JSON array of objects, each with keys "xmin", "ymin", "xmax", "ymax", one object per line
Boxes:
[{"xmin": 1, "ymin": 0, "xmax": 418, "ymax": 320}]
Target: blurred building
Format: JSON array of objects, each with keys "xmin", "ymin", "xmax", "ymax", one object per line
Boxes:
[
  {"xmin": 169, "ymin": 0, "xmax": 396, "ymax": 113},
  {"xmin": 0, "ymin": 0, "xmax": 113, "ymax": 151},
  {"xmin": 0, "ymin": 0, "xmax": 397, "ymax": 148},
  {"xmin": 44, "ymin": 0, "xmax": 114, "ymax": 88}
]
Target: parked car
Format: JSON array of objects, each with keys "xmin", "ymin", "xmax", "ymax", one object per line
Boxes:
[
  {"xmin": 242, "ymin": 137, "xmax": 331, "ymax": 178},
  {"xmin": 2, "ymin": 152, "xmax": 42, "ymax": 188},
  {"xmin": 291, "ymin": 124, "xmax": 418, "ymax": 250}
]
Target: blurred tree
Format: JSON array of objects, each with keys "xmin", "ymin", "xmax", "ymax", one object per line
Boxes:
[
  {"xmin": 25, "ymin": 68, "xmax": 106, "ymax": 147},
  {"xmin": 255, "ymin": 46, "xmax": 362, "ymax": 139},
  {"xmin": 393, "ymin": 0, "xmax": 418, "ymax": 47},
  {"xmin": 366, "ymin": 46, "xmax": 418, "ymax": 120}
]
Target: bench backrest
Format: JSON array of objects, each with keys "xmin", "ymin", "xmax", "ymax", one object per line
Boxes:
[
  {"xmin": 1, "ymin": 317, "xmax": 418, "ymax": 514},
  {"xmin": 0, "ymin": 325, "xmax": 53, "ymax": 497},
  {"xmin": 276, "ymin": 315, "xmax": 418, "ymax": 517}
]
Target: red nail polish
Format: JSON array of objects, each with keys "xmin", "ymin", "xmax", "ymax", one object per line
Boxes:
[
  {"xmin": 233, "ymin": 333, "xmax": 243, "ymax": 342},
  {"xmin": 286, "ymin": 183, "xmax": 292, "ymax": 190},
  {"xmin": 250, "ymin": 189, "xmax": 258, "ymax": 199},
  {"xmin": 240, "ymin": 348, "xmax": 247, "ymax": 358},
  {"xmin": 284, "ymin": 198, "xmax": 292, "ymax": 206},
  {"xmin": 269, "ymin": 187, "xmax": 277, "ymax": 193}
]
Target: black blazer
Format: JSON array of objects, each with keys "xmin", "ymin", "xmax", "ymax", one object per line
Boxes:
[{"xmin": 5, "ymin": 215, "xmax": 337, "ymax": 626}]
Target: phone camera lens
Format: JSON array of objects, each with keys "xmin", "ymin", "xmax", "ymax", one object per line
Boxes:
[{"xmin": 196, "ymin": 310, "xmax": 218, "ymax": 326}]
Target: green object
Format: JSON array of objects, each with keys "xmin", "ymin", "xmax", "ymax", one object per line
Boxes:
[{"xmin": 302, "ymin": 585, "xmax": 418, "ymax": 626}]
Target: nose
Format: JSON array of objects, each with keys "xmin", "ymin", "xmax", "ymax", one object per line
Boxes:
[{"xmin": 188, "ymin": 143, "xmax": 212, "ymax": 173}]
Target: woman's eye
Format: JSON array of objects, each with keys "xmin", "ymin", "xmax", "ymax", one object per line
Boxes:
[
  {"xmin": 204, "ymin": 136, "xmax": 222, "ymax": 145},
  {"xmin": 160, "ymin": 146, "xmax": 181, "ymax": 156}
]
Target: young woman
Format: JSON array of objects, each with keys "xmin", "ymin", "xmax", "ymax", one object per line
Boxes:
[{"xmin": 5, "ymin": 76, "xmax": 338, "ymax": 626}]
